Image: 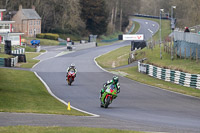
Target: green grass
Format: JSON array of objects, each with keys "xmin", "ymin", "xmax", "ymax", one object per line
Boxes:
[
  {"xmin": 0, "ymin": 126, "xmax": 144, "ymax": 133},
  {"xmin": 100, "ymin": 31, "xmax": 123, "ymax": 40},
  {"xmin": 135, "ymin": 45, "xmax": 200, "ymax": 74},
  {"xmin": 0, "ymin": 54, "xmax": 13, "ymax": 58},
  {"xmin": 0, "ymin": 68, "xmax": 88, "ymax": 116},
  {"xmin": 19, "ymin": 52, "xmax": 40, "ymax": 68},
  {"xmin": 97, "ymin": 42, "xmax": 112, "ymax": 47},
  {"xmin": 39, "ymin": 38, "xmax": 59, "ymax": 45},
  {"xmin": 23, "ymin": 37, "xmax": 59, "ymax": 46},
  {"xmin": 24, "ymin": 46, "xmax": 37, "ymax": 52},
  {"xmin": 0, "ymin": 44, "xmax": 4, "ymax": 53},
  {"xmin": 95, "ymin": 45, "xmax": 130, "ymax": 68},
  {"xmin": 131, "ymin": 21, "xmax": 140, "ymax": 34}
]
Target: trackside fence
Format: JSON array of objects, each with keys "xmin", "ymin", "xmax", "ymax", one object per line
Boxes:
[{"xmin": 138, "ymin": 61, "xmax": 200, "ymax": 90}]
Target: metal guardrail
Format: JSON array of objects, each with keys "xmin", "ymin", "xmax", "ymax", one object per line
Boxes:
[
  {"xmin": 138, "ymin": 61, "xmax": 200, "ymax": 89},
  {"xmin": 134, "ymin": 14, "xmax": 170, "ymax": 20}
]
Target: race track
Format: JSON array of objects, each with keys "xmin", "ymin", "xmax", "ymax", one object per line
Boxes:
[{"xmin": 2, "ymin": 19, "xmax": 200, "ymax": 133}]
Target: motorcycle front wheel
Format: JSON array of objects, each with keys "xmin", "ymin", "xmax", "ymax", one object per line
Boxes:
[
  {"xmin": 104, "ymin": 96, "xmax": 110, "ymax": 108},
  {"xmin": 68, "ymin": 77, "xmax": 72, "ymax": 85}
]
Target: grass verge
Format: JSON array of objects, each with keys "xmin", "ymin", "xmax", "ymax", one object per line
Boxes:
[
  {"xmin": 0, "ymin": 54, "xmax": 13, "ymax": 58},
  {"xmin": 135, "ymin": 45, "xmax": 200, "ymax": 74},
  {"xmin": 23, "ymin": 37, "xmax": 59, "ymax": 46},
  {"xmin": 113, "ymin": 67, "xmax": 200, "ymax": 98},
  {"xmin": 0, "ymin": 68, "xmax": 88, "ymax": 116},
  {"xmin": 0, "ymin": 126, "xmax": 144, "ymax": 133},
  {"xmin": 19, "ymin": 52, "xmax": 40, "ymax": 68},
  {"xmin": 95, "ymin": 45, "xmax": 130, "ymax": 68},
  {"xmin": 131, "ymin": 21, "xmax": 140, "ymax": 34}
]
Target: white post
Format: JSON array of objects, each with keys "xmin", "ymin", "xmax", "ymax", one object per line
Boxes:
[{"xmin": 160, "ymin": 9, "xmax": 164, "ymax": 59}]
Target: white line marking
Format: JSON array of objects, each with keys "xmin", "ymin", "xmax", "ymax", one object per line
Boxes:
[
  {"xmin": 32, "ymin": 48, "xmax": 100, "ymax": 117},
  {"xmin": 34, "ymin": 72, "xmax": 100, "ymax": 117}
]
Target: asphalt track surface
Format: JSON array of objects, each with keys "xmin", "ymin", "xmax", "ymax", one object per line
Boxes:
[{"xmin": 1, "ymin": 19, "xmax": 200, "ymax": 133}]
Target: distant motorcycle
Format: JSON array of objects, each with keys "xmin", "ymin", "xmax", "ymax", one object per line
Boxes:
[
  {"xmin": 67, "ymin": 70, "xmax": 76, "ymax": 85},
  {"xmin": 100, "ymin": 84, "xmax": 117, "ymax": 108}
]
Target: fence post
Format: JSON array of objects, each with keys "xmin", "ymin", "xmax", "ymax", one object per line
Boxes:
[
  {"xmin": 196, "ymin": 48, "xmax": 198, "ymax": 62},
  {"xmin": 190, "ymin": 48, "xmax": 192, "ymax": 60},
  {"xmin": 171, "ymin": 40, "xmax": 173, "ymax": 60},
  {"xmin": 185, "ymin": 48, "xmax": 186, "ymax": 60},
  {"xmin": 166, "ymin": 43, "xmax": 169, "ymax": 53}
]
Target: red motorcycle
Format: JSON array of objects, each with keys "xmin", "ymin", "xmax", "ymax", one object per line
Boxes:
[{"xmin": 67, "ymin": 70, "xmax": 76, "ymax": 85}]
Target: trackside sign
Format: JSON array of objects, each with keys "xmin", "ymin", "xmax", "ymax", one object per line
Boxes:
[{"xmin": 118, "ymin": 34, "xmax": 144, "ymax": 41}]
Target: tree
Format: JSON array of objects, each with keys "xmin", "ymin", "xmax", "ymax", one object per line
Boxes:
[{"xmin": 80, "ymin": 0, "xmax": 108, "ymax": 35}]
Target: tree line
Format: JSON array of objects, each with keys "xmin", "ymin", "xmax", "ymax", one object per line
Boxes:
[{"xmin": 1, "ymin": 0, "xmax": 199, "ymax": 36}]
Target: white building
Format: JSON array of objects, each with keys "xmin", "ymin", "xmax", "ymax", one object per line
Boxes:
[{"xmin": 0, "ymin": 9, "xmax": 23, "ymax": 45}]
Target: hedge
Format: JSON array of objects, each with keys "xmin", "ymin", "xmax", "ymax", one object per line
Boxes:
[{"xmin": 36, "ymin": 33, "xmax": 59, "ymax": 40}]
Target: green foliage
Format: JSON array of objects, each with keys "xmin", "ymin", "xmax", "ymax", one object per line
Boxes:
[
  {"xmin": 100, "ymin": 31, "xmax": 122, "ymax": 40},
  {"xmin": 80, "ymin": 0, "xmax": 109, "ymax": 35},
  {"xmin": 36, "ymin": 33, "xmax": 45, "ymax": 39},
  {"xmin": 36, "ymin": 33, "xmax": 59, "ymax": 40},
  {"xmin": 59, "ymin": 34, "xmax": 81, "ymax": 41}
]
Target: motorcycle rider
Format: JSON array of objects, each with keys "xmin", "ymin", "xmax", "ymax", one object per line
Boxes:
[
  {"xmin": 66, "ymin": 63, "xmax": 77, "ymax": 79},
  {"xmin": 100, "ymin": 76, "xmax": 120, "ymax": 99}
]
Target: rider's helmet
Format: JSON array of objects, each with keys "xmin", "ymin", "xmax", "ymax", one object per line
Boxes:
[
  {"xmin": 70, "ymin": 63, "xmax": 75, "ymax": 68},
  {"xmin": 113, "ymin": 76, "xmax": 119, "ymax": 84}
]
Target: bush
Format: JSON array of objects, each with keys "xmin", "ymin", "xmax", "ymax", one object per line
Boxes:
[
  {"xmin": 36, "ymin": 33, "xmax": 45, "ymax": 39},
  {"xmin": 36, "ymin": 33, "xmax": 59, "ymax": 40}
]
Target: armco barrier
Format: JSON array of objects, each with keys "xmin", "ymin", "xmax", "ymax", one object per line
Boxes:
[{"xmin": 138, "ymin": 61, "xmax": 200, "ymax": 89}]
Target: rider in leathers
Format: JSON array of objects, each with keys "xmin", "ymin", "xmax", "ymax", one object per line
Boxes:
[
  {"xmin": 100, "ymin": 76, "xmax": 120, "ymax": 99},
  {"xmin": 66, "ymin": 63, "xmax": 77, "ymax": 79}
]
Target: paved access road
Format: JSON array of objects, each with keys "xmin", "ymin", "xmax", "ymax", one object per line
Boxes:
[{"xmin": 2, "ymin": 19, "xmax": 200, "ymax": 133}]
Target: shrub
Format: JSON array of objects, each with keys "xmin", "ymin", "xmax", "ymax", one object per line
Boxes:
[
  {"xmin": 36, "ymin": 33, "xmax": 59, "ymax": 40},
  {"xmin": 36, "ymin": 33, "xmax": 45, "ymax": 39}
]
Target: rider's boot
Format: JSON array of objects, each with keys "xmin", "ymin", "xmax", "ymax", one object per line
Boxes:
[{"xmin": 99, "ymin": 90, "xmax": 103, "ymax": 100}]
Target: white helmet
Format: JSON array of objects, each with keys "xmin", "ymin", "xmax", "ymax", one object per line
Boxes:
[{"xmin": 70, "ymin": 63, "xmax": 75, "ymax": 67}]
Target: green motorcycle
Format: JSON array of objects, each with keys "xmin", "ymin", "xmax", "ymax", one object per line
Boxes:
[{"xmin": 100, "ymin": 84, "xmax": 118, "ymax": 108}]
